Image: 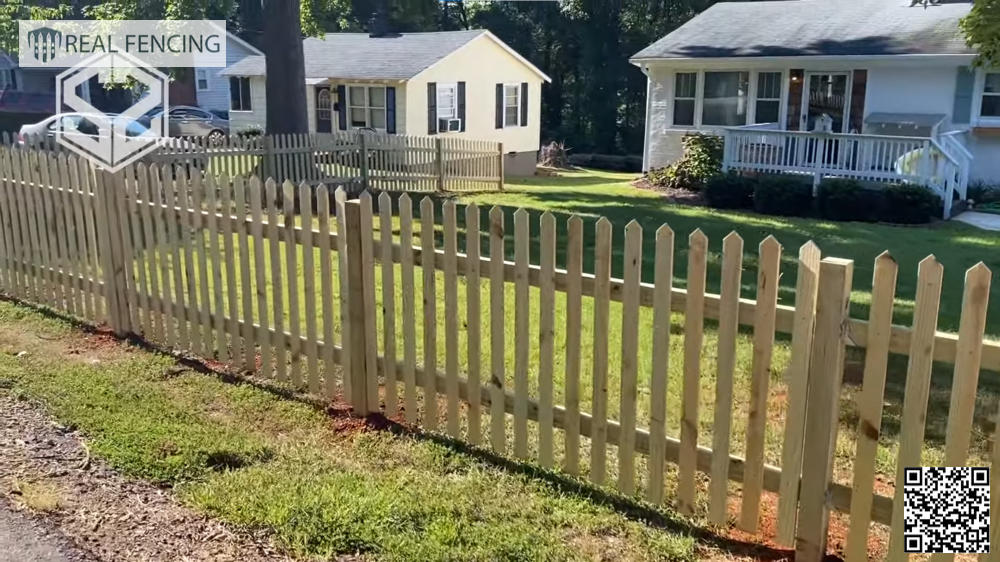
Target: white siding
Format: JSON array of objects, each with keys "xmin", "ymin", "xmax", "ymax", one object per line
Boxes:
[
  {"xmin": 227, "ymin": 76, "xmax": 267, "ymax": 133},
  {"xmin": 865, "ymin": 65, "xmax": 960, "ymax": 127},
  {"xmin": 196, "ymin": 38, "xmax": 260, "ymax": 113}
]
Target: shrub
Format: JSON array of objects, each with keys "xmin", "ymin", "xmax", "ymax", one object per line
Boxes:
[
  {"xmin": 880, "ymin": 184, "xmax": 941, "ymax": 224},
  {"xmin": 237, "ymin": 125, "xmax": 264, "ymax": 138},
  {"xmin": 817, "ymin": 179, "xmax": 882, "ymax": 222},
  {"xmin": 647, "ymin": 134, "xmax": 723, "ymax": 191},
  {"xmin": 753, "ymin": 175, "xmax": 813, "ymax": 216},
  {"xmin": 705, "ymin": 172, "xmax": 755, "ymax": 209},
  {"xmin": 969, "ymin": 181, "xmax": 1000, "ymax": 205}
]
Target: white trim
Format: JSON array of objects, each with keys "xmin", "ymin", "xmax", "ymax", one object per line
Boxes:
[
  {"xmin": 750, "ymin": 70, "xmax": 784, "ymax": 126},
  {"xmin": 412, "ymin": 31, "xmax": 552, "ymax": 83},
  {"xmin": 641, "ymin": 66, "xmax": 652, "ymax": 172},
  {"xmin": 195, "ymin": 68, "xmax": 210, "ymax": 92},
  {"xmin": 345, "ymin": 83, "xmax": 388, "ymax": 132},
  {"xmin": 974, "ymin": 69, "xmax": 1000, "ymax": 127},
  {"xmin": 435, "ymin": 82, "xmax": 459, "ymax": 133},
  {"xmin": 206, "ymin": 22, "xmax": 265, "ymax": 57},
  {"xmin": 502, "ymin": 82, "xmax": 522, "ymax": 128},
  {"xmin": 800, "ymin": 71, "xmax": 853, "ymax": 133}
]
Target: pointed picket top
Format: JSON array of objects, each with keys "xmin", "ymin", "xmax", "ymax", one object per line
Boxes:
[
  {"xmin": 655, "ymin": 223, "xmax": 674, "ymax": 242},
  {"xmin": 625, "ymin": 218, "xmax": 642, "ymax": 235},
  {"xmin": 398, "ymin": 191, "xmax": 411, "ymax": 208},
  {"xmin": 759, "ymin": 234, "xmax": 781, "ymax": 254},
  {"xmin": 967, "ymin": 261, "xmax": 992, "ymax": 278},
  {"xmin": 465, "ymin": 201, "xmax": 479, "ymax": 222},
  {"xmin": 689, "ymin": 228, "xmax": 707, "ymax": 246},
  {"xmin": 489, "ymin": 206, "xmax": 504, "ymax": 238},
  {"xmin": 596, "ymin": 216, "xmax": 612, "ymax": 229},
  {"xmin": 489, "ymin": 205, "xmax": 504, "ymax": 220},
  {"xmin": 541, "ymin": 210, "xmax": 556, "ymax": 229},
  {"xmin": 567, "ymin": 214, "xmax": 583, "ymax": 231},
  {"xmin": 134, "ymin": 161, "xmax": 148, "ymax": 176},
  {"xmin": 723, "ymin": 230, "xmax": 743, "ymax": 250},
  {"xmin": 420, "ymin": 195, "xmax": 434, "ymax": 214},
  {"xmin": 377, "ymin": 190, "xmax": 391, "ymax": 209},
  {"xmin": 918, "ymin": 254, "xmax": 944, "ymax": 276},
  {"xmin": 873, "ymin": 249, "xmax": 897, "ymax": 268},
  {"xmin": 248, "ymin": 175, "xmax": 263, "ymax": 192},
  {"xmin": 799, "ymin": 240, "xmax": 822, "ymax": 262},
  {"xmin": 263, "ymin": 176, "xmax": 276, "ymax": 191},
  {"xmin": 443, "ymin": 198, "xmax": 457, "ymax": 215},
  {"xmin": 513, "ymin": 206, "xmax": 529, "ymax": 222}
]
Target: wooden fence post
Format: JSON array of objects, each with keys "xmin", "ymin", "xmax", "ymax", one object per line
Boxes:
[
  {"xmin": 95, "ymin": 170, "xmax": 132, "ymax": 337},
  {"xmin": 343, "ymin": 199, "xmax": 371, "ymax": 415},
  {"xmin": 358, "ymin": 132, "xmax": 370, "ymax": 191},
  {"xmin": 795, "ymin": 257, "xmax": 854, "ymax": 562},
  {"xmin": 497, "ymin": 142, "xmax": 505, "ymax": 191},
  {"xmin": 262, "ymin": 135, "xmax": 276, "ymax": 183},
  {"xmin": 435, "ymin": 137, "xmax": 445, "ymax": 191}
]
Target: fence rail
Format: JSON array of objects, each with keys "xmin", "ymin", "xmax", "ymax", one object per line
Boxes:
[
  {"xmin": 0, "ymin": 144, "xmax": 997, "ymax": 562},
  {"xmin": 3, "ymin": 129, "xmax": 505, "ymax": 193}
]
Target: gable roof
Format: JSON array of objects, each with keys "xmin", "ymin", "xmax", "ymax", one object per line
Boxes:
[
  {"xmin": 221, "ymin": 29, "xmax": 549, "ymax": 81},
  {"xmin": 631, "ymin": 0, "xmax": 974, "ymax": 61}
]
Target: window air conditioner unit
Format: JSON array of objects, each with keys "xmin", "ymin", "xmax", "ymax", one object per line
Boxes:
[{"xmin": 439, "ymin": 118, "xmax": 462, "ymax": 132}]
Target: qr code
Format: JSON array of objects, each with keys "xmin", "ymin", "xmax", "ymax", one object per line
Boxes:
[{"xmin": 903, "ymin": 467, "xmax": 991, "ymax": 553}]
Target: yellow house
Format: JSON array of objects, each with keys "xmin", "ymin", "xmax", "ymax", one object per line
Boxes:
[{"xmin": 220, "ymin": 29, "xmax": 551, "ymax": 176}]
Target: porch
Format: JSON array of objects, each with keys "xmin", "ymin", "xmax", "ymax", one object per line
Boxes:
[{"xmin": 720, "ymin": 125, "xmax": 972, "ymax": 219}]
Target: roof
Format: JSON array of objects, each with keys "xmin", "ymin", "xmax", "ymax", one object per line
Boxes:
[
  {"xmin": 631, "ymin": 0, "xmax": 974, "ymax": 60},
  {"xmin": 221, "ymin": 30, "xmax": 550, "ymax": 81}
]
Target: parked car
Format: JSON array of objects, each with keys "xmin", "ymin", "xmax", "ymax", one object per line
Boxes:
[{"xmin": 138, "ymin": 105, "xmax": 229, "ymax": 141}]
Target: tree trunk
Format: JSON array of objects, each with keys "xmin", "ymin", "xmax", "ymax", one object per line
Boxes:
[{"xmin": 263, "ymin": 0, "xmax": 308, "ymax": 135}]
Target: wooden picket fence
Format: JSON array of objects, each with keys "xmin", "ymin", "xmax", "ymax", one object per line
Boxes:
[
  {"xmin": 3, "ymin": 129, "xmax": 505, "ymax": 193},
  {"xmin": 0, "ymin": 143, "xmax": 998, "ymax": 562}
]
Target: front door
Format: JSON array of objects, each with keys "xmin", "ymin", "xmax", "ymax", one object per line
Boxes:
[
  {"xmin": 802, "ymin": 72, "xmax": 849, "ymax": 133},
  {"xmin": 315, "ymin": 86, "xmax": 332, "ymax": 133}
]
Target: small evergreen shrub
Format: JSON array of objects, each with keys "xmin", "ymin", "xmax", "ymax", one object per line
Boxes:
[
  {"xmin": 969, "ymin": 181, "xmax": 1000, "ymax": 205},
  {"xmin": 753, "ymin": 175, "xmax": 813, "ymax": 216},
  {"xmin": 880, "ymin": 184, "xmax": 941, "ymax": 224},
  {"xmin": 647, "ymin": 134, "xmax": 724, "ymax": 191},
  {"xmin": 705, "ymin": 172, "xmax": 755, "ymax": 209},
  {"xmin": 817, "ymin": 179, "xmax": 882, "ymax": 222}
]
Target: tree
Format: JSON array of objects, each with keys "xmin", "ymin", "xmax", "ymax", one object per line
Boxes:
[
  {"xmin": 261, "ymin": 0, "xmax": 309, "ymax": 134},
  {"xmin": 962, "ymin": 0, "xmax": 1000, "ymax": 67}
]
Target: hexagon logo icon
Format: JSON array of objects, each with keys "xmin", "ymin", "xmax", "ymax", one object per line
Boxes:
[{"xmin": 55, "ymin": 50, "xmax": 169, "ymax": 172}]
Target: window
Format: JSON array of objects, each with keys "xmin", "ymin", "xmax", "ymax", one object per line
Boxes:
[
  {"xmin": 982, "ymin": 73, "xmax": 1000, "ymax": 118},
  {"xmin": 437, "ymin": 83, "xmax": 457, "ymax": 131},
  {"xmin": 195, "ymin": 69, "xmax": 209, "ymax": 91},
  {"xmin": 754, "ymin": 72, "xmax": 782, "ymax": 124},
  {"xmin": 702, "ymin": 71, "xmax": 749, "ymax": 126},
  {"xmin": 673, "ymin": 72, "xmax": 696, "ymax": 126},
  {"xmin": 229, "ymin": 77, "xmax": 252, "ymax": 111},
  {"xmin": 348, "ymin": 85, "xmax": 387, "ymax": 129},
  {"xmin": 504, "ymin": 84, "xmax": 520, "ymax": 127},
  {"xmin": 0, "ymin": 69, "xmax": 12, "ymax": 90}
]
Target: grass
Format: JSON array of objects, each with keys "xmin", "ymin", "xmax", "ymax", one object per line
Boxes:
[{"xmin": 0, "ymin": 298, "xmax": 774, "ymax": 561}]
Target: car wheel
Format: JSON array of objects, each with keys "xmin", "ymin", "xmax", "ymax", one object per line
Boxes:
[{"xmin": 207, "ymin": 129, "xmax": 225, "ymax": 144}]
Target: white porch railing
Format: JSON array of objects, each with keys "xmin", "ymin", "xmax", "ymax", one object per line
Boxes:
[{"xmin": 721, "ymin": 128, "xmax": 971, "ymax": 219}]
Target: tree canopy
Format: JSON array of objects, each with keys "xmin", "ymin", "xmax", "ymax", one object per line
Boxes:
[{"xmin": 961, "ymin": 0, "xmax": 1000, "ymax": 67}]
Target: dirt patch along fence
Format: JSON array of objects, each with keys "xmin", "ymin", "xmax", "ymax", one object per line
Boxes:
[
  {"xmin": 0, "ymin": 144, "xmax": 998, "ymax": 561},
  {"xmin": 3, "ymin": 130, "xmax": 505, "ymax": 193}
]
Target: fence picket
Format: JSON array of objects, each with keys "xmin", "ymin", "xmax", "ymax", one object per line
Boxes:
[
  {"xmin": 489, "ymin": 206, "xmax": 506, "ymax": 453},
  {"xmin": 679, "ymin": 229, "xmax": 707, "ymax": 515},
  {"xmin": 318, "ymin": 185, "xmax": 336, "ymax": 397},
  {"xmin": 267, "ymin": 180, "xmax": 287, "ymax": 381},
  {"xmin": 166, "ymin": 168, "xmax": 189, "ymax": 351},
  {"xmin": 192, "ymin": 172, "xmax": 212, "ymax": 353},
  {"xmin": 564, "ymin": 215, "xmax": 584, "ymax": 475},
  {"xmin": 444, "ymin": 200, "xmax": 461, "ymax": 437},
  {"xmin": 740, "ymin": 236, "xmax": 782, "ymax": 532},
  {"xmin": 54, "ymin": 156, "xmax": 74, "ymax": 316},
  {"xmin": 360, "ymin": 192, "xmax": 378, "ymax": 412},
  {"xmin": 710, "ymin": 232, "xmax": 743, "ymax": 523},
  {"xmin": 647, "ymin": 224, "xmax": 673, "ymax": 504},
  {"xmin": 464, "ymin": 203, "xmax": 482, "ymax": 443},
  {"xmin": 205, "ymin": 175, "xmax": 224, "ymax": 359},
  {"xmin": 591, "ymin": 217, "xmax": 612, "ymax": 485},
  {"xmin": 284, "ymin": 181, "xmax": 302, "ymax": 386},
  {"xmin": 399, "ymin": 194, "xmax": 418, "ymax": 422},
  {"xmin": 181, "ymin": 171, "xmax": 202, "ymax": 356},
  {"xmin": 250, "ymin": 178, "xmax": 271, "ymax": 378},
  {"xmin": 235, "ymin": 177, "xmax": 256, "ymax": 370},
  {"xmin": 845, "ymin": 252, "xmax": 898, "ymax": 562},
  {"xmin": 617, "ymin": 220, "xmax": 642, "ymax": 494},
  {"xmin": 887, "ymin": 257, "xmax": 944, "ymax": 562},
  {"xmin": 302, "ymin": 183, "xmax": 321, "ymax": 394},
  {"xmin": 335, "ymin": 187, "xmax": 351, "ymax": 399},
  {"xmin": 0, "ymin": 150, "xmax": 20, "ymax": 299},
  {"xmin": 538, "ymin": 211, "xmax": 556, "ymax": 468},
  {"xmin": 421, "ymin": 197, "xmax": 438, "ymax": 430},
  {"xmin": 379, "ymin": 192, "xmax": 398, "ymax": 416},
  {"xmin": 777, "ymin": 241, "xmax": 823, "ymax": 545}
]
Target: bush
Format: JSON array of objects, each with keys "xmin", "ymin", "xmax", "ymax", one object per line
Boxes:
[
  {"xmin": 817, "ymin": 179, "xmax": 882, "ymax": 222},
  {"xmin": 880, "ymin": 184, "xmax": 941, "ymax": 224},
  {"xmin": 705, "ymin": 172, "xmax": 755, "ymax": 209},
  {"xmin": 647, "ymin": 134, "xmax": 723, "ymax": 191},
  {"xmin": 753, "ymin": 175, "xmax": 813, "ymax": 216},
  {"xmin": 568, "ymin": 153, "xmax": 642, "ymax": 172},
  {"xmin": 969, "ymin": 181, "xmax": 1000, "ymax": 205}
]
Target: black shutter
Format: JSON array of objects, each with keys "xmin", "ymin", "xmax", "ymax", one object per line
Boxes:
[
  {"xmin": 495, "ymin": 83, "xmax": 503, "ymax": 129},
  {"xmin": 229, "ymin": 77, "xmax": 240, "ymax": 110},
  {"xmin": 241, "ymin": 78, "xmax": 252, "ymax": 111},
  {"xmin": 336, "ymin": 85, "xmax": 347, "ymax": 130},
  {"xmin": 457, "ymin": 81, "xmax": 466, "ymax": 132},
  {"xmin": 386, "ymin": 86, "xmax": 396, "ymax": 134},
  {"xmin": 9, "ymin": 69, "xmax": 16, "ymax": 90},
  {"xmin": 954, "ymin": 66, "xmax": 975, "ymax": 125},
  {"xmin": 520, "ymin": 82, "xmax": 528, "ymax": 126},
  {"xmin": 427, "ymin": 82, "xmax": 437, "ymax": 135}
]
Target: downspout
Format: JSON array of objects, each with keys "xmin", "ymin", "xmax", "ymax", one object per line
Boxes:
[{"xmin": 640, "ymin": 64, "xmax": 652, "ymax": 173}]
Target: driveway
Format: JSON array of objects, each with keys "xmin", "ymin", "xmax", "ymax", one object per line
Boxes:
[{"xmin": 0, "ymin": 502, "xmax": 90, "ymax": 562}]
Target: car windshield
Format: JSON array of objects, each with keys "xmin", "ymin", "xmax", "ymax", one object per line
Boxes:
[{"xmin": 113, "ymin": 118, "xmax": 153, "ymax": 138}]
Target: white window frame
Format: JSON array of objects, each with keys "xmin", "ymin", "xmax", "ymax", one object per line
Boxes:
[
  {"xmin": 195, "ymin": 68, "xmax": 209, "ymax": 92},
  {"xmin": 668, "ymin": 68, "xmax": 790, "ymax": 130},
  {"xmin": 346, "ymin": 83, "xmax": 388, "ymax": 131},
  {"xmin": 750, "ymin": 70, "xmax": 783, "ymax": 126},
  {"xmin": 229, "ymin": 76, "xmax": 252, "ymax": 112},
  {"xmin": 436, "ymin": 82, "xmax": 458, "ymax": 132},
  {"xmin": 975, "ymin": 70, "xmax": 1000, "ymax": 126},
  {"xmin": 502, "ymin": 83, "xmax": 521, "ymax": 128}
]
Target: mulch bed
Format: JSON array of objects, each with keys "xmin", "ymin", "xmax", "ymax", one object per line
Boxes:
[{"xmin": 631, "ymin": 177, "xmax": 706, "ymax": 206}]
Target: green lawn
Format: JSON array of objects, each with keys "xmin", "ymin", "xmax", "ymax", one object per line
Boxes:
[{"xmin": 0, "ymin": 298, "xmax": 783, "ymax": 561}]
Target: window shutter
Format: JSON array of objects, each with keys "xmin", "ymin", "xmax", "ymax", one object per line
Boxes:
[
  {"xmin": 229, "ymin": 77, "xmax": 239, "ymax": 110},
  {"xmin": 520, "ymin": 82, "xmax": 528, "ymax": 126},
  {"xmin": 457, "ymin": 82, "xmax": 466, "ymax": 132},
  {"xmin": 386, "ymin": 86, "xmax": 397, "ymax": 134},
  {"xmin": 336, "ymin": 85, "xmax": 347, "ymax": 130},
  {"xmin": 953, "ymin": 66, "xmax": 975, "ymax": 125},
  {"xmin": 9, "ymin": 69, "xmax": 16, "ymax": 90},
  {"xmin": 427, "ymin": 82, "xmax": 437, "ymax": 135},
  {"xmin": 496, "ymin": 83, "xmax": 503, "ymax": 129}
]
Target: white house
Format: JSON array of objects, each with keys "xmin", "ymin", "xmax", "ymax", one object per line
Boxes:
[
  {"xmin": 631, "ymin": 0, "xmax": 994, "ymax": 217},
  {"xmin": 220, "ymin": 29, "xmax": 551, "ymax": 176},
  {"xmin": 193, "ymin": 33, "xmax": 264, "ymax": 114}
]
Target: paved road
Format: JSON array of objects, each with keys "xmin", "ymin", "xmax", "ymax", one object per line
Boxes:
[{"xmin": 0, "ymin": 502, "xmax": 89, "ymax": 562}]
